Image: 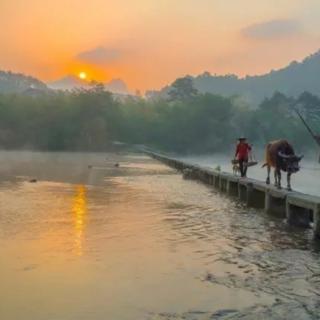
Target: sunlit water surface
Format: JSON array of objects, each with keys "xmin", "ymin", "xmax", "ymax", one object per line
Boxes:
[{"xmin": 0, "ymin": 151, "xmax": 320, "ymax": 320}]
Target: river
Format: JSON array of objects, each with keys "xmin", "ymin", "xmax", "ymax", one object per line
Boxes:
[{"xmin": 0, "ymin": 151, "xmax": 320, "ymax": 320}]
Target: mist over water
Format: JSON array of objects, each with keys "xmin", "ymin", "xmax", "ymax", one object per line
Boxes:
[{"xmin": 0, "ymin": 151, "xmax": 320, "ymax": 320}]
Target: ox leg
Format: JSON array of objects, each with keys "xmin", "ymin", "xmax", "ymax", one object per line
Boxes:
[
  {"xmin": 274, "ymin": 169, "xmax": 278, "ymax": 187},
  {"xmin": 266, "ymin": 166, "xmax": 270, "ymax": 184},
  {"xmin": 287, "ymin": 173, "xmax": 292, "ymax": 191},
  {"xmin": 277, "ymin": 169, "xmax": 282, "ymax": 189}
]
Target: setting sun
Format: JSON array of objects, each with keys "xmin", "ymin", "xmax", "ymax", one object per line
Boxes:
[{"xmin": 79, "ymin": 72, "xmax": 87, "ymax": 80}]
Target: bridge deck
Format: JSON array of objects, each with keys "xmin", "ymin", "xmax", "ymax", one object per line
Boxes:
[{"xmin": 147, "ymin": 151, "xmax": 320, "ymax": 239}]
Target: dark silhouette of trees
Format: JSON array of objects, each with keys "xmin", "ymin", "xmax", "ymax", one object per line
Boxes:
[
  {"xmin": 168, "ymin": 77, "xmax": 198, "ymax": 101},
  {"xmin": 0, "ymin": 87, "xmax": 318, "ymax": 153}
]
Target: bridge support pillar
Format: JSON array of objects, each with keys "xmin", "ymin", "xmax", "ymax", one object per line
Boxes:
[
  {"xmin": 285, "ymin": 194, "xmax": 320, "ymax": 229},
  {"xmin": 148, "ymin": 151, "xmax": 320, "ymax": 239},
  {"xmin": 265, "ymin": 193, "xmax": 286, "ymax": 218},
  {"xmin": 219, "ymin": 175, "xmax": 228, "ymax": 192},
  {"xmin": 214, "ymin": 175, "xmax": 220, "ymax": 188},
  {"xmin": 247, "ymin": 184, "xmax": 265, "ymax": 208},
  {"xmin": 238, "ymin": 183, "xmax": 247, "ymax": 202},
  {"xmin": 286, "ymin": 203, "xmax": 311, "ymax": 227},
  {"xmin": 204, "ymin": 172, "xmax": 211, "ymax": 185},
  {"xmin": 227, "ymin": 180, "xmax": 238, "ymax": 196},
  {"xmin": 313, "ymin": 205, "xmax": 320, "ymax": 238}
]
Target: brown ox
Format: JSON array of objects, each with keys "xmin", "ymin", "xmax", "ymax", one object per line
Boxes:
[{"xmin": 263, "ymin": 140, "xmax": 303, "ymax": 191}]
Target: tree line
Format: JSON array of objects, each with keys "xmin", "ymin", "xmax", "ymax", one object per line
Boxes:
[{"xmin": 0, "ymin": 82, "xmax": 319, "ymax": 154}]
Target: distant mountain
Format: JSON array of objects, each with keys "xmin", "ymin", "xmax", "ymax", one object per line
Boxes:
[
  {"xmin": 105, "ymin": 79, "xmax": 129, "ymax": 94},
  {"xmin": 158, "ymin": 50, "xmax": 320, "ymax": 106},
  {"xmin": 48, "ymin": 75, "xmax": 88, "ymax": 91},
  {"xmin": 0, "ymin": 70, "xmax": 48, "ymax": 94},
  {"xmin": 48, "ymin": 75, "xmax": 130, "ymax": 94}
]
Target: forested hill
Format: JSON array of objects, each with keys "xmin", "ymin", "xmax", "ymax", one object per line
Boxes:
[
  {"xmin": 158, "ymin": 50, "xmax": 320, "ymax": 106},
  {"xmin": 0, "ymin": 83, "xmax": 318, "ymax": 153},
  {"xmin": 0, "ymin": 71, "xmax": 48, "ymax": 94}
]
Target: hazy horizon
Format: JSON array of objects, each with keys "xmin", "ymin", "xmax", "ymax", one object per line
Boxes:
[{"xmin": 1, "ymin": 0, "xmax": 320, "ymax": 92}]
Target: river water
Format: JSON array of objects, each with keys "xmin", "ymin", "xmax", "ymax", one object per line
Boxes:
[{"xmin": 0, "ymin": 151, "xmax": 320, "ymax": 320}]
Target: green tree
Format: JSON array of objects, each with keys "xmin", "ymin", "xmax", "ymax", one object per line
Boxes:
[{"xmin": 168, "ymin": 77, "xmax": 198, "ymax": 101}]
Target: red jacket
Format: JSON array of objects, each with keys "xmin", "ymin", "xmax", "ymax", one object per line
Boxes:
[{"xmin": 235, "ymin": 143, "xmax": 251, "ymax": 160}]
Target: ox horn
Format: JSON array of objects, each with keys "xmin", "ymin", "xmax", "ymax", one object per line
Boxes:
[
  {"xmin": 297, "ymin": 154, "xmax": 304, "ymax": 161},
  {"xmin": 278, "ymin": 151, "xmax": 291, "ymax": 159}
]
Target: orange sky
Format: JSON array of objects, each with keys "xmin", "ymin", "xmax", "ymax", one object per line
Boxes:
[{"xmin": 1, "ymin": 0, "xmax": 320, "ymax": 91}]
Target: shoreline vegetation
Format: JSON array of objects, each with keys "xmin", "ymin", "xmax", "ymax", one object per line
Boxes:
[{"xmin": 0, "ymin": 82, "xmax": 319, "ymax": 154}]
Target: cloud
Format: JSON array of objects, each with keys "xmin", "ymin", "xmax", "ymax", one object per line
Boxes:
[
  {"xmin": 76, "ymin": 46, "xmax": 121, "ymax": 64},
  {"xmin": 242, "ymin": 19, "xmax": 302, "ymax": 40}
]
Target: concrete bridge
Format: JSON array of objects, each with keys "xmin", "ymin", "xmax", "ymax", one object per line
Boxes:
[{"xmin": 147, "ymin": 151, "xmax": 320, "ymax": 239}]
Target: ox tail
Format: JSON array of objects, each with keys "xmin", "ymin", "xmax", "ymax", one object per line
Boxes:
[{"xmin": 263, "ymin": 142, "xmax": 272, "ymax": 169}]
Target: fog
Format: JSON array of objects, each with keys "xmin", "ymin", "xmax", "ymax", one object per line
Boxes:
[{"xmin": 0, "ymin": 151, "xmax": 118, "ymax": 188}]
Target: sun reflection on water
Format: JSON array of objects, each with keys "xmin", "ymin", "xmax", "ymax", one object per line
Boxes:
[{"xmin": 72, "ymin": 185, "xmax": 87, "ymax": 256}]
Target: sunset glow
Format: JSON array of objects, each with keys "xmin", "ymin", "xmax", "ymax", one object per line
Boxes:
[
  {"xmin": 1, "ymin": 0, "xmax": 320, "ymax": 91},
  {"xmin": 72, "ymin": 185, "xmax": 87, "ymax": 256},
  {"xmin": 79, "ymin": 72, "xmax": 87, "ymax": 80}
]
